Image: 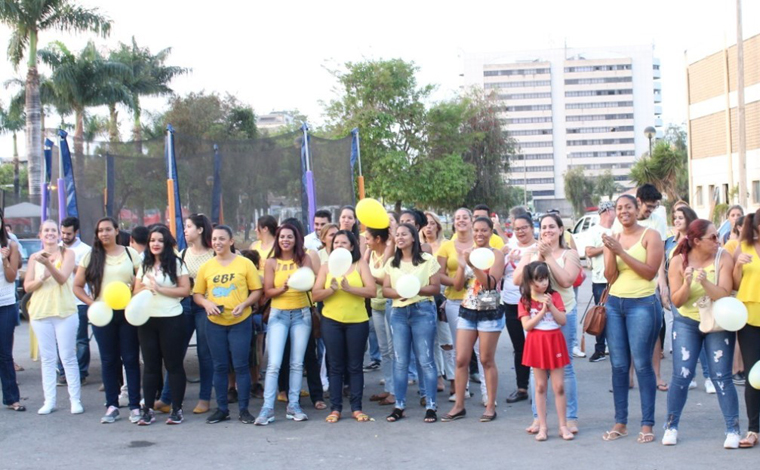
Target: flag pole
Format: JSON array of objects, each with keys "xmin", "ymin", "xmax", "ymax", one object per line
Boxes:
[
  {"xmin": 355, "ymin": 130, "xmax": 365, "ymax": 200},
  {"xmin": 302, "ymin": 123, "xmax": 316, "ymax": 230},
  {"xmin": 166, "ymin": 125, "xmax": 177, "ymax": 239}
]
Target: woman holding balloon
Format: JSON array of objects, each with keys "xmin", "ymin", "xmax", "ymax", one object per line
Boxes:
[
  {"xmin": 24, "ymin": 220, "xmax": 80, "ymax": 415},
  {"xmin": 443, "ymin": 217, "xmax": 505, "ymax": 423},
  {"xmin": 734, "ymin": 209, "xmax": 760, "ymax": 447},
  {"xmin": 383, "ymin": 223, "xmax": 441, "ymax": 423},
  {"xmin": 662, "ymin": 219, "xmax": 739, "ymax": 447},
  {"xmin": 74, "ymin": 217, "xmax": 142, "ymax": 424},
  {"xmin": 132, "ymin": 226, "xmax": 191, "ymax": 425},
  {"xmin": 313, "ymin": 230, "xmax": 376, "ymax": 422}
]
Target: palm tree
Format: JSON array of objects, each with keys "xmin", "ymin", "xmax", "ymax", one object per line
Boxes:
[
  {"xmin": 0, "ymin": 101, "xmax": 25, "ymax": 196},
  {"xmin": 0, "ymin": 0, "xmax": 111, "ymax": 203},
  {"xmin": 109, "ymin": 37, "xmax": 188, "ymax": 142},
  {"xmin": 39, "ymin": 41, "xmax": 132, "ymax": 154}
]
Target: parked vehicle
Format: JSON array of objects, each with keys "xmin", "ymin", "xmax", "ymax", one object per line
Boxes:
[{"xmin": 570, "ymin": 212, "xmax": 599, "ymax": 260}]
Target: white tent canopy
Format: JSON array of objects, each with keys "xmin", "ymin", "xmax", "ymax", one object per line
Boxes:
[{"xmin": 3, "ymin": 202, "xmax": 42, "ymax": 218}]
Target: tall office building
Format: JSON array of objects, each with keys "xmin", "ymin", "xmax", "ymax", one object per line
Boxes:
[{"xmin": 462, "ymin": 45, "xmax": 661, "ymax": 213}]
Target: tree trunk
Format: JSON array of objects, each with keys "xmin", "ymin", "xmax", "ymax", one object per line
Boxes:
[
  {"xmin": 108, "ymin": 104, "xmax": 119, "ymax": 143},
  {"xmin": 394, "ymin": 200, "xmax": 402, "ymax": 215},
  {"xmin": 12, "ymin": 132, "xmax": 19, "ymax": 198},
  {"xmin": 132, "ymin": 97, "xmax": 142, "ymax": 154},
  {"xmin": 73, "ymin": 109, "xmax": 86, "ymax": 187},
  {"xmin": 26, "ymin": 67, "xmax": 42, "ymax": 204}
]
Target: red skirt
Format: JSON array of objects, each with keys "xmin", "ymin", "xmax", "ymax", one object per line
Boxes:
[{"xmin": 522, "ymin": 328, "xmax": 570, "ymax": 370}]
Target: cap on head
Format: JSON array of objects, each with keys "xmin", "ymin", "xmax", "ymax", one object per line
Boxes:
[{"xmin": 598, "ymin": 201, "xmax": 615, "ymax": 214}]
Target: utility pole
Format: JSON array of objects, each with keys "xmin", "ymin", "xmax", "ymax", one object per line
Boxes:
[{"xmin": 736, "ymin": 0, "xmax": 747, "ymax": 206}]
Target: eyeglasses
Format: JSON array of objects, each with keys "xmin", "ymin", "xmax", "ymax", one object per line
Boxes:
[
  {"xmin": 644, "ymin": 202, "xmax": 660, "ymax": 211},
  {"xmin": 700, "ymin": 234, "xmax": 719, "ymax": 242},
  {"xmin": 514, "ymin": 225, "xmax": 531, "ymax": 232}
]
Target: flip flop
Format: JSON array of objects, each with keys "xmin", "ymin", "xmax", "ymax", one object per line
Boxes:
[
  {"xmin": 325, "ymin": 411, "xmax": 340, "ymax": 423},
  {"xmin": 637, "ymin": 432, "xmax": 656, "ymax": 444},
  {"xmin": 441, "ymin": 409, "xmax": 466, "ymax": 422},
  {"xmin": 314, "ymin": 401, "xmax": 327, "ymax": 410},
  {"xmin": 603, "ymin": 429, "xmax": 628, "ymax": 441},
  {"xmin": 353, "ymin": 411, "xmax": 370, "ymax": 422},
  {"xmin": 369, "ymin": 394, "xmax": 388, "ymax": 402},
  {"xmin": 479, "ymin": 412, "xmax": 497, "ymax": 422},
  {"xmin": 378, "ymin": 397, "xmax": 396, "ymax": 406},
  {"xmin": 657, "ymin": 383, "xmax": 669, "ymax": 392}
]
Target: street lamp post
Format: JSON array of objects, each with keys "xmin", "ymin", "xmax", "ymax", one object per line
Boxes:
[{"xmin": 644, "ymin": 126, "xmax": 656, "ymax": 157}]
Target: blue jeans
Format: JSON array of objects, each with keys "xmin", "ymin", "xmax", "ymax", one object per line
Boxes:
[
  {"xmin": 92, "ymin": 309, "xmax": 141, "ymax": 410},
  {"xmin": 372, "ymin": 300, "xmax": 395, "ymax": 394},
  {"xmin": 666, "ymin": 314, "xmax": 739, "ymax": 433},
  {"xmin": 389, "ymin": 300, "xmax": 438, "ymax": 410},
  {"xmin": 367, "ymin": 312, "xmax": 381, "ymax": 363},
  {"xmin": 531, "ymin": 306, "xmax": 579, "ymax": 420},
  {"xmin": 206, "ymin": 316, "xmax": 252, "ymax": 412},
  {"xmin": 606, "ymin": 294, "xmax": 662, "ymax": 427},
  {"xmin": 57, "ymin": 304, "xmax": 89, "ymax": 378},
  {"xmin": 0, "ymin": 303, "xmax": 20, "ymax": 405},
  {"xmin": 160, "ymin": 297, "xmax": 214, "ymax": 403},
  {"xmin": 262, "ymin": 307, "xmax": 312, "ymax": 410}
]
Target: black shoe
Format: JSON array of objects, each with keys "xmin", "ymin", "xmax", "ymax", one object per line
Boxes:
[
  {"xmin": 589, "ymin": 352, "xmax": 607, "ymax": 363},
  {"xmin": 469, "ymin": 373, "xmax": 482, "ymax": 384},
  {"xmin": 505, "ymin": 390, "xmax": 529, "ymax": 404},
  {"xmin": 239, "ymin": 409, "xmax": 255, "ymax": 424},
  {"xmin": 166, "ymin": 408, "xmax": 184, "ymax": 425},
  {"xmin": 363, "ymin": 360, "xmax": 381, "ymax": 372},
  {"xmin": 733, "ymin": 373, "xmax": 746, "ymax": 386},
  {"xmin": 227, "ymin": 388, "xmax": 238, "ymax": 404},
  {"xmin": 206, "ymin": 409, "xmax": 231, "ymax": 424},
  {"xmin": 57, "ymin": 376, "xmax": 67, "ymax": 387}
]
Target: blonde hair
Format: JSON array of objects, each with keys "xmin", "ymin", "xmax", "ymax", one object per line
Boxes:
[
  {"xmin": 319, "ymin": 223, "xmax": 339, "ymax": 242},
  {"xmin": 423, "ymin": 211, "xmax": 443, "ymax": 243}
]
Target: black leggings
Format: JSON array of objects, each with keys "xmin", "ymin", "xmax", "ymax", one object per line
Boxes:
[
  {"xmin": 502, "ymin": 303, "xmax": 529, "ymax": 390},
  {"xmin": 738, "ymin": 324, "xmax": 760, "ymax": 432},
  {"xmin": 138, "ymin": 315, "xmax": 187, "ymax": 411},
  {"xmin": 321, "ymin": 317, "xmax": 369, "ymax": 412}
]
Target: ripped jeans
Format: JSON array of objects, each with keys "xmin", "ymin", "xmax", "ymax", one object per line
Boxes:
[{"xmin": 665, "ymin": 313, "xmax": 739, "ymax": 434}]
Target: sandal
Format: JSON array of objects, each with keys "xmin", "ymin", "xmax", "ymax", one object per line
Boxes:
[
  {"xmin": 479, "ymin": 412, "xmax": 497, "ymax": 422},
  {"xmin": 325, "ymin": 411, "xmax": 340, "ymax": 423},
  {"xmin": 602, "ymin": 429, "xmax": 628, "ymax": 441},
  {"xmin": 424, "ymin": 409, "xmax": 437, "ymax": 423},
  {"xmin": 193, "ymin": 401, "xmax": 210, "ymax": 414},
  {"xmin": 420, "ymin": 396, "xmax": 426, "ymax": 407},
  {"xmin": 526, "ymin": 419, "xmax": 540, "ymax": 434},
  {"xmin": 560, "ymin": 425, "xmax": 575, "ymax": 440},
  {"xmin": 637, "ymin": 432, "xmax": 656, "ymax": 444},
  {"xmin": 353, "ymin": 411, "xmax": 370, "ymax": 422},
  {"xmin": 739, "ymin": 431, "xmax": 758, "ymax": 448},
  {"xmin": 441, "ymin": 409, "xmax": 466, "ymax": 422},
  {"xmin": 386, "ymin": 408, "xmax": 405, "ymax": 422},
  {"xmin": 378, "ymin": 396, "xmax": 396, "ymax": 406},
  {"xmin": 314, "ymin": 401, "xmax": 327, "ymax": 410},
  {"xmin": 7, "ymin": 403, "xmax": 26, "ymax": 412},
  {"xmin": 370, "ymin": 393, "xmax": 389, "ymax": 402},
  {"xmin": 657, "ymin": 382, "xmax": 669, "ymax": 392},
  {"xmin": 535, "ymin": 427, "xmax": 548, "ymax": 441},
  {"xmin": 567, "ymin": 420, "xmax": 579, "ymax": 434}
]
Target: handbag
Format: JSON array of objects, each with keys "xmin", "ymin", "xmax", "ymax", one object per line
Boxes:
[
  {"xmin": 583, "ymin": 285, "xmax": 608, "ymax": 336},
  {"xmin": 306, "ymin": 292, "xmax": 322, "ymax": 339},
  {"xmin": 476, "ymin": 275, "xmax": 500, "ymax": 311},
  {"xmin": 697, "ymin": 248, "xmax": 724, "ymax": 334}
]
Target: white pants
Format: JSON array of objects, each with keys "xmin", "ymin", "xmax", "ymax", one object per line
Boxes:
[{"xmin": 31, "ymin": 314, "xmax": 81, "ymax": 406}]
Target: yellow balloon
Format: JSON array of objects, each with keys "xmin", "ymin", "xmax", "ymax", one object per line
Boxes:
[
  {"xmin": 356, "ymin": 198, "xmax": 389, "ymax": 229},
  {"xmin": 103, "ymin": 282, "xmax": 132, "ymax": 310}
]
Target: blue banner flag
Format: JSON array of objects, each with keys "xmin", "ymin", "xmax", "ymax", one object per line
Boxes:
[
  {"xmin": 58, "ymin": 130, "xmax": 79, "ymax": 218},
  {"xmin": 43, "ymin": 139, "xmax": 53, "ymax": 183}
]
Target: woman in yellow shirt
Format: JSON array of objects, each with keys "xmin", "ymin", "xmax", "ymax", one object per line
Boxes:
[
  {"xmin": 664, "ymin": 219, "xmax": 738, "ymax": 447},
  {"xmin": 601, "ymin": 195, "xmax": 664, "ymax": 444},
  {"xmin": 24, "ymin": 220, "xmax": 79, "ymax": 415},
  {"xmin": 733, "ymin": 209, "xmax": 760, "ymax": 447},
  {"xmin": 383, "ymin": 223, "xmax": 441, "ymax": 423},
  {"xmin": 74, "ymin": 217, "xmax": 142, "ymax": 424},
  {"xmin": 313, "ymin": 230, "xmax": 376, "ymax": 422},
  {"xmin": 250, "ymin": 215, "xmax": 277, "ymax": 277},
  {"xmin": 193, "ymin": 225, "xmax": 262, "ymax": 425},
  {"xmin": 255, "ymin": 223, "xmax": 314, "ymax": 425}
]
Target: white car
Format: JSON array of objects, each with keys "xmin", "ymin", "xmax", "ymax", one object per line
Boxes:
[{"xmin": 570, "ymin": 213, "xmax": 599, "ymax": 260}]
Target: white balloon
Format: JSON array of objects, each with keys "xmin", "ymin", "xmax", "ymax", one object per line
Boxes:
[
  {"xmin": 289, "ymin": 267, "xmax": 316, "ymax": 292},
  {"xmin": 328, "ymin": 248, "xmax": 353, "ymax": 278},
  {"xmin": 713, "ymin": 297, "xmax": 748, "ymax": 332},
  {"xmin": 396, "ymin": 274, "xmax": 421, "ymax": 299},
  {"xmin": 88, "ymin": 301, "xmax": 113, "ymax": 327},
  {"xmin": 749, "ymin": 361, "xmax": 760, "ymax": 390},
  {"xmin": 125, "ymin": 290, "xmax": 153, "ymax": 326},
  {"xmin": 470, "ymin": 247, "xmax": 495, "ymax": 270}
]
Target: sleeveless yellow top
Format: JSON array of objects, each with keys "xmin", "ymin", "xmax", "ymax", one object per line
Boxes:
[
  {"xmin": 736, "ymin": 242, "xmax": 760, "ymax": 327},
  {"xmin": 369, "ymin": 250, "xmax": 387, "ymax": 311},
  {"xmin": 610, "ymin": 228, "xmax": 656, "ymax": 298},
  {"xmin": 28, "ymin": 255, "xmax": 77, "ymax": 320},
  {"xmin": 678, "ymin": 263, "xmax": 716, "ymax": 321},
  {"xmin": 271, "ymin": 258, "xmax": 309, "ymax": 310},
  {"xmin": 250, "ymin": 240, "xmax": 274, "ymax": 278},
  {"xmin": 323, "ymin": 267, "xmax": 367, "ymax": 323}
]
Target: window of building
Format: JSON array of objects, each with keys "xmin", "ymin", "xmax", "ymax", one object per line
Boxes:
[
  {"xmin": 484, "ymin": 68, "xmax": 550, "ymax": 77},
  {"xmin": 568, "ymin": 150, "xmax": 635, "ymax": 158},
  {"xmin": 565, "ymin": 89, "xmax": 633, "ymax": 98},
  {"xmin": 506, "ymin": 129, "xmax": 553, "ymax": 137},
  {"xmin": 566, "ymin": 113, "xmax": 634, "ymax": 122},
  {"xmin": 566, "ymin": 138, "xmax": 635, "ymax": 146},
  {"xmin": 497, "ymin": 92, "xmax": 552, "ymax": 100},
  {"xmin": 566, "ymin": 126, "xmax": 634, "ymax": 134},
  {"xmin": 499, "ymin": 104, "xmax": 552, "ymax": 112},
  {"xmin": 565, "ymin": 101, "xmax": 634, "ymax": 110},
  {"xmin": 485, "ymin": 80, "xmax": 551, "ymax": 89},
  {"xmin": 518, "ymin": 141, "xmax": 554, "ymax": 148},
  {"xmin": 531, "ymin": 190, "xmax": 555, "ymax": 197},
  {"xmin": 753, "ymin": 181, "xmax": 760, "ymax": 204},
  {"xmin": 564, "ymin": 64, "xmax": 632, "ymax": 73},
  {"xmin": 696, "ymin": 186, "xmax": 703, "ymax": 206},
  {"xmin": 504, "ymin": 116, "xmax": 554, "ymax": 124},
  {"xmin": 514, "ymin": 153, "xmax": 554, "ymax": 161},
  {"xmin": 564, "ymin": 77, "xmax": 633, "ymax": 85}
]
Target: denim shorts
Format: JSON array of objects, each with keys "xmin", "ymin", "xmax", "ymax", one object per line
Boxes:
[{"xmin": 457, "ymin": 314, "xmax": 506, "ymax": 332}]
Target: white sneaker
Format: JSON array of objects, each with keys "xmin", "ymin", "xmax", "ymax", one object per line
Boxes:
[
  {"xmin": 688, "ymin": 380, "xmax": 697, "ymax": 390},
  {"xmin": 705, "ymin": 379, "xmax": 716, "ymax": 394},
  {"xmin": 37, "ymin": 403, "xmax": 56, "ymax": 415},
  {"xmin": 572, "ymin": 347, "xmax": 586, "ymax": 358},
  {"xmin": 724, "ymin": 432, "xmax": 740, "ymax": 449},
  {"xmin": 662, "ymin": 428, "xmax": 678, "ymax": 446},
  {"xmin": 71, "ymin": 401, "xmax": 84, "ymax": 414},
  {"xmin": 129, "ymin": 408, "xmax": 142, "ymax": 423},
  {"xmin": 118, "ymin": 391, "xmax": 130, "ymax": 408}
]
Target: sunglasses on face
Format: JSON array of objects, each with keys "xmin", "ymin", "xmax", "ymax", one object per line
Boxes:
[{"xmin": 700, "ymin": 234, "xmax": 719, "ymax": 242}]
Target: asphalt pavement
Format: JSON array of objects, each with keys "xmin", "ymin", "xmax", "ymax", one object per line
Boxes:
[{"xmin": 1, "ymin": 277, "xmax": 757, "ymax": 469}]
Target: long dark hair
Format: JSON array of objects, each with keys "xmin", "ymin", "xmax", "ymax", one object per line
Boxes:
[
  {"xmin": 85, "ymin": 217, "xmax": 120, "ymax": 299},
  {"xmin": 213, "ymin": 225, "xmax": 236, "ymax": 253},
  {"xmin": 187, "ymin": 213, "xmax": 212, "ymax": 249},
  {"xmin": 740, "ymin": 209, "xmax": 760, "ymax": 245},
  {"xmin": 520, "ymin": 261, "xmax": 555, "ymax": 313},
  {"xmin": 141, "ymin": 225, "xmax": 181, "ymax": 285},
  {"xmin": 273, "ymin": 223, "xmax": 306, "ymax": 266},
  {"xmin": 366, "ymin": 226, "xmax": 390, "ymax": 244},
  {"xmin": 339, "ymin": 205, "xmax": 360, "ymax": 240},
  {"xmin": 391, "ymin": 223, "xmax": 425, "ymax": 268},
  {"xmin": 539, "ymin": 213, "xmax": 566, "ymax": 248},
  {"xmin": 0, "ymin": 208, "xmax": 8, "ymax": 248},
  {"xmin": 331, "ymin": 230, "xmax": 361, "ymax": 262},
  {"xmin": 673, "ymin": 219, "xmax": 714, "ymax": 269}
]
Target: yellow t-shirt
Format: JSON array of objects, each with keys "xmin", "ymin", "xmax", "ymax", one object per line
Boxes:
[
  {"xmin": 136, "ymin": 260, "xmax": 189, "ymax": 317},
  {"xmin": 28, "ymin": 256, "xmax": 77, "ymax": 320},
  {"xmin": 80, "ymin": 247, "xmax": 140, "ymax": 303},
  {"xmin": 323, "ymin": 268, "xmax": 368, "ymax": 323},
  {"xmin": 384, "ymin": 252, "xmax": 440, "ymax": 308},
  {"xmin": 193, "ymin": 256, "xmax": 262, "ymax": 325},
  {"xmin": 250, "ymin": 240, "xmax": 274, "ymax": 277},
  {"xmin": 270, "ymin": 258, "xmax": 310, "ymax": 310},
  {"xmin": 736, "ymin": 242, "xmax": 760, "ymax": 327},
  {"xmin": 724, "ymin": 239, "xmax": 739, "ymax": 256},
  {"xmin": 437, "ymin": 237, "xmax": 503, "ymax": 300}
]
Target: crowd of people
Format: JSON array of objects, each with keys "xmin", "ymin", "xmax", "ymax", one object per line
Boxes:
[{"xmin": 0, "ymin": 185, "xmax": 758, "ymax": 449}]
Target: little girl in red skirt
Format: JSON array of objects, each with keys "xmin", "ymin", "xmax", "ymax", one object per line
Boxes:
[{"xmin": 518, "ymin": 261, "xmax": 572, "ymax": 442}]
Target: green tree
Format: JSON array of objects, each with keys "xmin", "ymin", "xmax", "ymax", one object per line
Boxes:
[
  {"xmin": 594, "ymin": 169, "xmax": 619, "ymax": 201},
  {"xmin": 630, "ymin": 138, "xmax": 684, "ymax": 204},
  {"xmin": 564, "ymin": 167, "xmax": 598, "ymax": 217},
  {"xmin": 0, "ymin": 0, "xmax": 111, "ymax": 202},
  {"xmin": 0, "ymin": 101, "xmax": 25, "ymax": 196}
]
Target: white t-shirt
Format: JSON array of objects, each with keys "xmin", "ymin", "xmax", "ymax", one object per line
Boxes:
[
  {"xmin": 63, "ymin": 239, "xmax": 92, "ymax": 306},
  {"xmin": 612, "ymin": 212, "xmax": 667, "ymax": 241},
  {"xmin": 500, "ymin": 242, "xmax": 537, "ymax": 305},
  {"xmin": 587, "ymin": 224, "xmax": 612, "ymax": 284},
  {"xmin": 136, "ymin": 259, "xmax": 189, "ymax": 317},
  {"xmin": 304, "ymin": 232, "xmax": 321, "ymax": 251}
]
